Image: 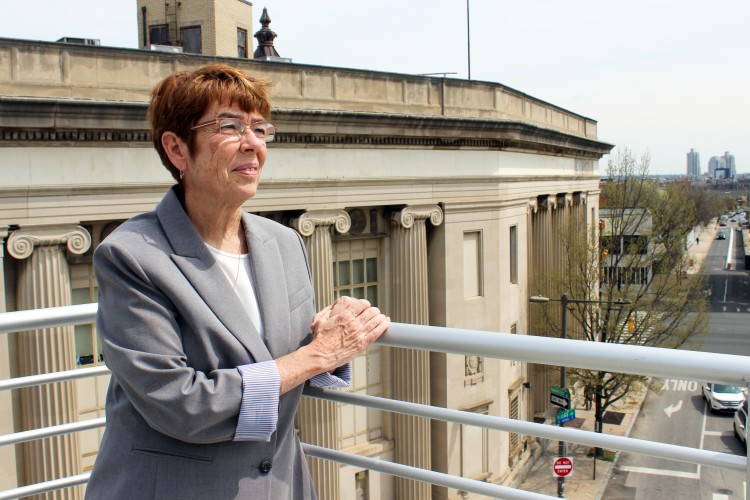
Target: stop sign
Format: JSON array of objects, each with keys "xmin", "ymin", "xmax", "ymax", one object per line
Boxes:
[{"xmin": 553, "ymin": 457, "xmax": 573, "ymax": 477}]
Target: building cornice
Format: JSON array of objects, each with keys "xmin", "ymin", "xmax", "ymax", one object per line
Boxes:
[{"xmin": 0, "ymin": 97, "xmax": 613, "ymax": 158}]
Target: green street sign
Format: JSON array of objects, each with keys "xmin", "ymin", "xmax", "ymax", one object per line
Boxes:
[
  {"xmin": 550, "ymin": 386, "xmax": 571, "ymax": 399},
  {"xmin": 556, "ymin": 408, "xmax": 576, "ymax": 425}
]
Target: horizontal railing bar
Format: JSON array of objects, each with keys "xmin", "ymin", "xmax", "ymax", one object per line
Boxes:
[
  {"xmin": 0, "ymin": 473, "xmax": 90, "ymax": 500},
  {"xmin": 0, "ymin": 303, "xmax": 97, "ymax": 334},
  {"xmin": 0, "ymin": 365, "xmax": 110, "ymax": 392},
  {"xmin": 303, "ymin": 443, "xmax": 554, "ymax": 500},
  {"xmin": 2, "ymin": 305, "xmax": 748, "ymax": 386},
  {"xmin": 0, "ymin": 417, "xmax": 106, "ymax": 447},
  {"xmin": 381, "ymin": 323, "xmax": 750, "ymax": 387},
  {"xmin": 304, "ymin": 387, "xmax": 747, "ymax": 472}
]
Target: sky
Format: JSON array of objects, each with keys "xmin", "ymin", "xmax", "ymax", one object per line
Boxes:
[{"xmin": 1, "ymin": 0, "xmax": 748, "ymax": 176}]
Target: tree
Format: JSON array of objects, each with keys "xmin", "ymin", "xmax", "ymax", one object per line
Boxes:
[
  {"xmin": 680, "ymin": 182, "xmax": 734, "ymax": 226},
  {"xmin": 531, "ymin": 148, "xmax": 708, "ymax": 451}
]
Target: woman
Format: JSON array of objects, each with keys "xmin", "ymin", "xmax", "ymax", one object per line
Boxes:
[{"xmin": 85, "ymin": 64, "xmax": 390, "ymax": 499}]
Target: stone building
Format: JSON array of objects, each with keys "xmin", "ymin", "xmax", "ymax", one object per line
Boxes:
[{"xmin": 0, "ymin": 7, "xmax": 611, "ymax": 498}]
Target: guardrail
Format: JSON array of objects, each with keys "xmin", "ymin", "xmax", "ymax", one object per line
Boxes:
[{"xmin": 1, "ymin": 304, "xmax": 749, "ymax": 499}]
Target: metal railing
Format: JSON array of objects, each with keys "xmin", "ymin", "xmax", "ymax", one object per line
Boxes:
[{"xmin": 1, "ymin": 304, "xmax": 749, "ymax": 499}]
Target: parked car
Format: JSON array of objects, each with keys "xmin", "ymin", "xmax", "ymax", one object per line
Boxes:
[
  {"xmin": 717, "ymin": 229, "xmax": 726, "ymax": 240},
  {"xmin": 702, "ymin": 383, "xmax": 745, "ymax": 412},
  {"xmin": 734, "ymin": 398, "xmax": 747, "ymax": 449}
]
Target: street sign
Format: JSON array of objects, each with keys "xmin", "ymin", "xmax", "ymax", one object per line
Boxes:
[
  {"xmin": 550, "ymin": 394, "xmax": 570, "ymax": 409},
  {"xmin": 555, "ymin": 408, "xmax": 576, "ymax": 425},
  {"xmin": 553, "ymin": 457, "xmax": 573, "ymax": 477},
  {"xmin": 550, "ymin": 386, "xmax": 571, "ymax": 409}
]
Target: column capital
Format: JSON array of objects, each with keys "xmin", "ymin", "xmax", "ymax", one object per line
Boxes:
[
  {"xmin": 7, "ymin": 225, "xmax": 92, "ymax": 260},
  {"xmin": 527, "ymin": 198, "xmax": 538, "ymax": 215},
  {"xmin": 391, "ymin": 205, "xmax": 443, "ymax": 229},
  {"xmin": 562, "ymin": 193, "xmax": 574, "ymax": 207},
  {"xmin": 539, "ymin": 195, "xmax": 557, "ymax": 211},
  {"xmin": 291, "ymin": 210, "xmax": 351, "ymax": 237},
  {"xmin": 575, "ymin": 192, "xmax": 587, "ymax": 205}
]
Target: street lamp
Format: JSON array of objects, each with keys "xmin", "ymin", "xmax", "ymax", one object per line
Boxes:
[
  {"xmin": 529, "ymin": 293, "xmax": 631, "ymax": 497},
  {"xmin": 529, "ymin": 293, "xmax": 568, "ymax": 498}
]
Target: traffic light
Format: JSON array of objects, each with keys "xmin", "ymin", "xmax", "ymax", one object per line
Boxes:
[{"xmin": 627, "ymin": 316, "xmax": 635, "ymax": 333}]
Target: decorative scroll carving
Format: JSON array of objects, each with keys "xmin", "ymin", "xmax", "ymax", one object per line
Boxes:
[
  {"xmin": 7, "ymin": 225, "xmax": 91, "ymax": 260},
  {"xmin": 391, "ymin": 205, "xmax": 443, "ymax": 229},
  {"xmin": 527, "ymin": 198, "xmax": 538, "ymax": 215},
  {"xmin": 563, "ymin": 193, "xmax": 574, "ymax": 207},
  {"xmin": 538, "ymin": 195, "xmax": 557, "ymax": 211},
  {"xmin": 291, "ymin": 210, "xmax": 351, "ymax": 237}
]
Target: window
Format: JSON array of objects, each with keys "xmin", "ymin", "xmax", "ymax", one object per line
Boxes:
[
  {"xmin": 149, "ymin": 24, "xmax": 170, "ymax": 45},
  {"xmin": 333, "ymin": 239, "xmax": 379, "ymax": 305},
  {"xmin": 71, "ymin": 263, "xmax": 102, "ymax": 366},
  {"xmin": 509, "ymin": 225, "xmax": 518, "ymax": 284},
  {"xmin": 181, "ymin": 26, "xmax": 202, "ymax": 54},
  {"xmin": 602, "ymin": 235, "xmax": 620, "ymax": 256},
  {"xmin": 354, "ymin": 470, "xmax": 369, "ymax": 500},
  {"xmin": 463, "ymin": 231, "xmax": 483, "ymax": 297},
  {"xmin": 334, "ymin": 239, "xmax": 384, "ymax": 449},
  {"xmin": 461, "ymin": 404, "xmax": 490, "ymax": 480},
  {"xmin": 237, "ymin": 28, "xmax": 248, "ymax": 58},
  {"xmin": 509, "ymin": 391, "xmax": 521, "ymax": 456},
  {"xmin": 622, "ymin": 235, "xmax": 648, "ymax": 255}
]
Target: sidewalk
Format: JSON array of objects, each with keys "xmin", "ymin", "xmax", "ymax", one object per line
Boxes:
[
  {"xmin": 516, "ymin": 384, "xmax": 647, "ymax": 499},
  {"xmin": 686, "ymin": 218, "xmax": 719, "ymax": 275},
  {"xmin": 516, "ymin": 220, "xmax": 718, "ymax": 498}
]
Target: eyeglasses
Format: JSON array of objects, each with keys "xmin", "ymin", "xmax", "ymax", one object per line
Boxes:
[{"xmin": 190, "ymin": 118, "xmax": 277, "ymax": 142}]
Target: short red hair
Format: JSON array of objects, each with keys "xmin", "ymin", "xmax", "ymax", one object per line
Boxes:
[{"xmin": 148, "ymin": 63, "xmax": 273, "ymax": 181}]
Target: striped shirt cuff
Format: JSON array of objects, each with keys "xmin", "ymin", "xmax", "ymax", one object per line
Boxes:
[
  {"xmin": 234, "ymin": 360, "xmax": 280, "ymax": 442},
  {"xmin": 310, "ymin": 363, "xmax": 352, "ymax": 388}
]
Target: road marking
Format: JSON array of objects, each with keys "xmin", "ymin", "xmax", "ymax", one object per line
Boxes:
[
  {"xmin": 664, "ymin": 400, "xmax": 683, "ymax": 417},
  {"xmin": 704, "ymin": 430, "xmax": 733, "ymax": 437},
  {"xmin": 713, "ymin": 494, "xmax": 729, "ymax": 500},
  {"xmin": 618, "ymin": 465, "xmax": 698, "ymax": 479}
]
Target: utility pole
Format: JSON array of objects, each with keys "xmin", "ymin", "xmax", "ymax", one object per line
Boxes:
[
  {"xmin": 466, "ymin": 0, "xmax": 471, "ymax": 80},
  {"xmin": 558, "ymin": 293, "xmax": 568, "ymax": 498}
]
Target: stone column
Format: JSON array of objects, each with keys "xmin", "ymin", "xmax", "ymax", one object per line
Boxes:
[
  {"xmin": 291, "ymin": 210, "xmax": 351, "ymax": 500},
  {"xmin": 0, "ymin": 228, "xmax": 18, "ymax": 492},
  {"xmin": 7, "ymin": 225, "xmax": 91, "ymax": 500},
  {"xmin": 389, "ymin": 205, "xmax": 442, "ymax": 500}
]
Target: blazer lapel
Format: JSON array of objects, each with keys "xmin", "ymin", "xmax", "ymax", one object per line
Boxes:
[
  {"xmin": 242, "ymin": 213, "xmax": 292, "ymax": 360},
  {"xmin": 155, "ymin": 187, "xmax": 272, "ymax": 363}
]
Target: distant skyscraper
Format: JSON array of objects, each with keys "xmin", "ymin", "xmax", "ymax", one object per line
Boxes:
[
  {"xmin": 708, "ymin": 156, "xmax": 726, "ymax": 178},
  {"xmin": 686, "ymin": 148, "xmax": 701, "ymax": 178},
  {"xmin": 723, "ymin": 151, "xmax": 736, "ymax": 177}
]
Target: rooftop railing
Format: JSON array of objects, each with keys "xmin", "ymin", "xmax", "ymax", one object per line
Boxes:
[{"xmin": 1, "ymin": 304, "xmax": 749, "ymax": 499}]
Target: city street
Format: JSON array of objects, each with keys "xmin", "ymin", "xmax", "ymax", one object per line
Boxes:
[{"xmin": 604, "ymin": 221, "xmax": 749, "ymax": 499}]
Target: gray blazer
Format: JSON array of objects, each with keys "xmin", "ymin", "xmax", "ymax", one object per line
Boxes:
[{"xmin": 85, "ymin": 186, "xmax": 318, "ymax": 499}]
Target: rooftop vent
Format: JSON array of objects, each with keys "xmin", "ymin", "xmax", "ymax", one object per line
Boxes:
[{"xmin": 56, "ymin": 37, "xmax": 101, "ymax": 46}]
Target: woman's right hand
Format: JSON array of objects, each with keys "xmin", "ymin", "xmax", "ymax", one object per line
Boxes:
[{"xmin": 308, "ymin": 296, "xmax": 390, "ymax": 370}]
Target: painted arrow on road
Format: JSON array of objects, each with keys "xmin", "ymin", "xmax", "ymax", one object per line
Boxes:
[{"xmin": 664, "ymin": 400, "xmax": 683, "ymax": 418}]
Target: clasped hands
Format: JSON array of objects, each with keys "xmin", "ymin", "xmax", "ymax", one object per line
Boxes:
[{"xmin": 309, "ymin": 296, "xmax": 390, "ymax": 370}]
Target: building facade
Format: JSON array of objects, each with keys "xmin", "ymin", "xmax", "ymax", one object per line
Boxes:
[
  {"xmin": 686, "ymin": 148, "xmax": 700, "ymax": 178},
  {"xmin": 136, "ymin": 0, "xmax": 254, "ymax": 57},
  {"xmin": 0, "ymin": 33, "xmax": 611, "ymax": 500}
]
